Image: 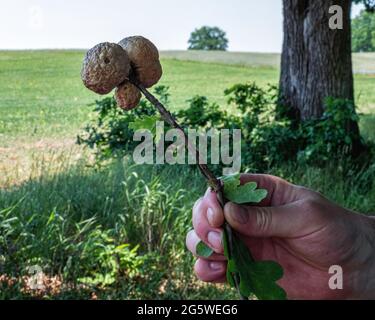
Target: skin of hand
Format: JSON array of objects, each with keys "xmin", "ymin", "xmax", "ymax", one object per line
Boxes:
[{"xmin": 186, "ymin": 174, "xmax": 375, "ymax": 300}]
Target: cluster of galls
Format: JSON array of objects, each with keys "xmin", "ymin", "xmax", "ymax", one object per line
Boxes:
[{"xmin": 81, "ymin": 36, "xmax": 162, "ymax": 110}]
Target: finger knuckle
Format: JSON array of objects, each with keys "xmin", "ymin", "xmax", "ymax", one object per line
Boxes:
[
  {"xmin": 194, "ymin": 224, "xmax": 207, "ymax": 242},
  {"xmin": 255, "ymin": 207, "xmax": 272, "ymax": 234},
  {"xmin": 303, "ymin": 197, "xmax": 322, "ymax": 214}
]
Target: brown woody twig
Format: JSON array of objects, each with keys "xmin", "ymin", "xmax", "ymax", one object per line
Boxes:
[{"xmin": 131, "ymin": 80, "xmax": 247, "ymax": 300}]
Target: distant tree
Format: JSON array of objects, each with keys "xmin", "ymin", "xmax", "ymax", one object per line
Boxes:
[
  {"xmin": 353, "ymin": 0, "xmax": 375, "ymax": 12},
  {"xmin": 352, "ymin": 10, "xmax": 375, "ymax": 52},
  {"xmin": 188, "ymin": 26, "xmax": 228, "ymax": 51}
]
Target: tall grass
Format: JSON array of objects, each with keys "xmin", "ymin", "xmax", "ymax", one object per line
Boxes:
[
  {"xmin": 0, "ymin": 155, "xmax": 236, "ymax": 299},
  {"xmin": 0, "ymin": 151, "xmax": 374, "ymax": 299}
]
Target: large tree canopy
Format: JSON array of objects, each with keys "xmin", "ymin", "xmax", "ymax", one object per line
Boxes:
[
  {"xmin": 188, "ymin": 26, "xmax": 229, "ymax": 51},
  {"xmin": 352, "ymin": 10, "xmax": 375, "ymax": 51},
  {"xmin": 353, "ymin": 0, "xmax": 375, "ymax": 12}
]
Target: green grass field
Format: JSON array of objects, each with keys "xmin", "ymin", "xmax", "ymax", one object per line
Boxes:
[
  {"xmin": 0, "ymin": 50, "xmax": 374, "ymax": 299},
  {"xmin": 0, "ymin": 50, "xmax": 374, "ymax": 145},
  {"xmin": 161, "ymin": 50, "xmax": 375, "ymax": 73}
]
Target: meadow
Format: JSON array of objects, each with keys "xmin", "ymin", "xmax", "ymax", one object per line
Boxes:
[{"xmin": 0, "ymin": 50, "xmax": 374, "ymax": 299}]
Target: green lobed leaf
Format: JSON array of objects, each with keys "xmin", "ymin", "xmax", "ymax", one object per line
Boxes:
[
  {"xmin": 247, "ymin": 261, "xmax": 286, "ymax": 300},
  {"xmin": 129, "ymin": 115, "xmax": 159, "ymax": 132},
  {"xmin": 221, "ymin": 173, "xmax": 287, "ymax": 300},
  {"xmin": 227, "ymin": 231, "xmax": 286, "ymax": 300},
  {"xmin": 129, "ymin": 116, "xmax": 160, "ymax": 135},
  {"xmin": 129, "ymin": 115, "xmax": 163, "ymax": 142},
  {"xmin": 222, "ymin": 173, "xmax": 267, "ymax": 204},
  {"xmin": 196, "ymin": 240, "xmax": 214, "ymax": 258}
]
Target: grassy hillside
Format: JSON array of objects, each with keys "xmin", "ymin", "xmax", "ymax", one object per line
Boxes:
[
  {"xmin": 0, "ymin": 50, "xmax": 277, "ymax": 145},
  {"xmin": 0, "ymin": 50, "xmax": 374, "ymax": 146},
  {"xmin": 160, "ymin": 50, "xmax": 282, "ymax": 68},
  {"xmin": 161, "ymin": 50, "xmax": 375, "ymax": 73}
]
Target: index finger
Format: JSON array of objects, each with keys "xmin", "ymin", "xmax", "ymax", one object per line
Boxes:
[{"xmin": 192, "ymin": 188, "xmax": 225, "ymax": 253}]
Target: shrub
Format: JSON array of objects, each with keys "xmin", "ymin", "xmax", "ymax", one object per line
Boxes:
[
  {"xmin": 77, "ymin": 86, "xmax": 168, "ymax": 161},
  {"xmin": 298, "ymin": 98, "xmax": 366, "ymax": 164},
  {"xmin": 78, "ymin": 83, "xmax": 371, "ymax": 172}
]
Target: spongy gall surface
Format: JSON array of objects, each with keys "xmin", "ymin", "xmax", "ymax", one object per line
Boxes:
[
  {"xmin": 115, "ymin": 81, "xmax": 141, "ymax": 110},
  {"xmin": 81, "ymin": 42, "xmax": 130, "ymax": 94}
]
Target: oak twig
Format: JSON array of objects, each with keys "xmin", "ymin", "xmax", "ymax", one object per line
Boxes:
[{"xmin": 131, "ymin": 80, "xmax": 247, "ymax": 300}]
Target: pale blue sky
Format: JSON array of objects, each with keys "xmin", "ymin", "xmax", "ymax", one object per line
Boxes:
[{"xmin": 0, "ymin": 0, "xmax": 364, "ymax": 52}]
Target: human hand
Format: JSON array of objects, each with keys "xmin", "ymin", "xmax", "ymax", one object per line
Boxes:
[{"xmin": 186, "ymin": 174, "xmax": 375, "ymax": 299}]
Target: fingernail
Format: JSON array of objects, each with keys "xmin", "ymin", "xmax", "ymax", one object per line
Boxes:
[
  {"xmin": 207, "ymin": 208, "xmax": 215, "ymax": 226},
  {"xmin": 209, "ymin": 261, "xmax": 223, "ymax": 271},
  {"xmin": 230, "ymin": 203, "xmax": 248, "ymax": 224},
  {"xmin": 207, "ymin": 231, "xmax": 221, "ymax": 250}
]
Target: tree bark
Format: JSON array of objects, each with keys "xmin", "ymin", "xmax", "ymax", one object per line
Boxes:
[
  {"xmin": 279, "ymin": 0, "xmax": 355, "ymax": 120},
  {"xmin": 278, "ymin": 0, "xmax": 366, "ymax": 155}
]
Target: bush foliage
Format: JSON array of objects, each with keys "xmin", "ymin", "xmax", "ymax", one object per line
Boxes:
[
  {"xmin": 78, "ymin": 83, "xmax": 370, "ymax": 172},
  {"xmin": 352, "ymin": 10, "xmax": 375, "ymax": 52}
]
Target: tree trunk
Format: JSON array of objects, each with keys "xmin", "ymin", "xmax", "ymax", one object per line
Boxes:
[
  {"xmin": 279, "ymin": 0, "xmax": 354, "ymax": 119},
  {"xmin": 278, "ymin": 0, "xmax": 364, "ymax": 155}
]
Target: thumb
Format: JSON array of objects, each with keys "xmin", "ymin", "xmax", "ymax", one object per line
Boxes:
[{"xmin": 224, "ymin": 200, "xmax": 316, "ymax": 238}]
